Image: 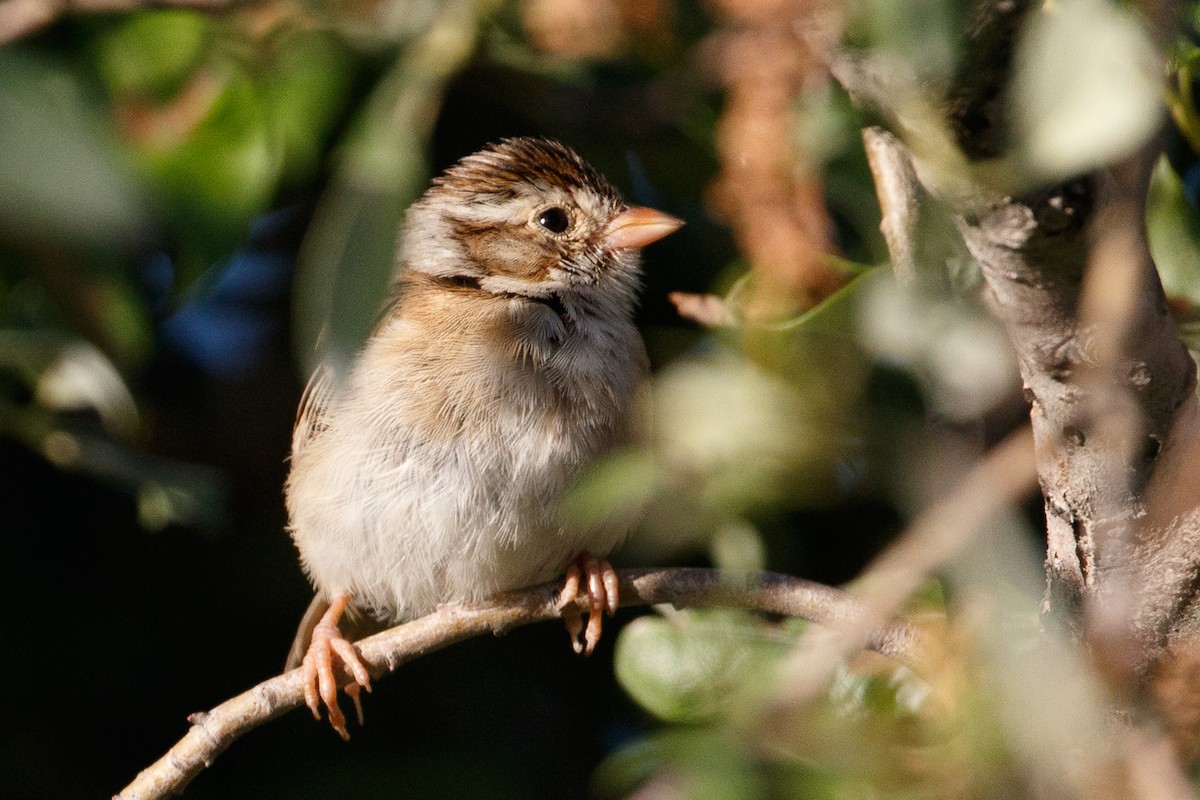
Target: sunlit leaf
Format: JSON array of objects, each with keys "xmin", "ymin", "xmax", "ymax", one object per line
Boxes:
[{"xmin": 1010, "ymin": 0, "xmax": 1162, "ymax": 180}]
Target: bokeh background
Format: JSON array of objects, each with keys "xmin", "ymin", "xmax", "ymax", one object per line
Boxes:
[{"xmin": 6, "ymin": 0, "xmax": 1200, "ymax": 798}]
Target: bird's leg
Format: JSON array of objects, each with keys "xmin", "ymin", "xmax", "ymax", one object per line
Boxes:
[
  {"xmin": 556, "ymin": 553, "xmax": 619, "ymax": 656},
  {"xmin": 300, "ymin": 592, "xmax": 372, "ymax": 740}
]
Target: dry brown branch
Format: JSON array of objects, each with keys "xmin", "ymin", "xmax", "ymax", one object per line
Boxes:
[
  {"xmin": 863, "ymin": 127, "xmax": 922, "ymax": 284},
  {"xmin": 825, "ymin": 0, "xmax": 1200, "ymax": 772},
  {"xmin": 761, "ymin": 424, "xmax": 1037, "ymax": 720},
  {"xmin": 114, "ymin": 567, "xmax": 925, "ymax": 800}
]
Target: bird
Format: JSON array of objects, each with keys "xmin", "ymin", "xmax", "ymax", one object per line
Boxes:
[{"xmin": 283, "ymin": 137, "xmax": 683, "ymax": 739}]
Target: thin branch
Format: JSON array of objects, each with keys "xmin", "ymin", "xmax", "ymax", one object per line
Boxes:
[
  {"xmin": 113, "ymin": 567, "xmax": 924, "ymax": 800},
  {"xmin": 863, "ymin": 127, "xmax": 922, "ymax": 284},
  {"xmin": 760, "ymin": 425, "xmax": 1037, "ymax": 721}
]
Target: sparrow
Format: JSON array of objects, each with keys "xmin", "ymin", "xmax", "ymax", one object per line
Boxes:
[{"xmin": 283, "ymin": 137, "xmax": 683, "ymax": 739}]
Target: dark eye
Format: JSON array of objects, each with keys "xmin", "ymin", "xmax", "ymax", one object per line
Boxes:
[{"xmin": 537, "ymin": 207, "xmax": 570, "ymax": 233}]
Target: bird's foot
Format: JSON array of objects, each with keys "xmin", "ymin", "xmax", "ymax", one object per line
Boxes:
[
  {"xmin": 556, "ymin": 553, "xmax": 619, "ymax": 656},
  {"xmin": 300, "ymin": 593, "xmax": 372, "ymax": 740}
]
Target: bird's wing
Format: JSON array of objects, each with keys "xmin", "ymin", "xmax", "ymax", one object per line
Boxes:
[{"xmin": 291, "ymin": 362, "xmax": 336, "ymax": 462}]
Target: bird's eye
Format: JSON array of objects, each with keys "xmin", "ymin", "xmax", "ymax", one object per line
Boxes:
[{"xmin": 537, "ymin": 207, "xmax": 570, "ymax": 233}]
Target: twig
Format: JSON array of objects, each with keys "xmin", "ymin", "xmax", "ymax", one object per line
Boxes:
[
  {"xmin": 760, "ymin": 425, "xmax": 1037, "ymax": 722},
  {"xmin": 113, "ymin": 567, "xmax": 924, "ymax": 800},
  {"xmin": 863, "ymin": 127, "xmax": 922, "ymax": 284}
]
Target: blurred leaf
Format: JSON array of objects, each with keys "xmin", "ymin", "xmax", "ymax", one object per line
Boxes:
[
  {"xmin": 293, "ymin": 0, "xmax": 497, "ymax": 373},
  {"xmin": 1147, "ymin": 155, "xmax": 1200, "ymax": 316},
  {"xmin": 651, "ymin": 353, "xmax": 827, "ymax": 512},
  {"xmin": 594, "ymin": 726, "xmax": 769, "ymax": 800},
  {"xmin": 0, "ymin": 51, "xmax": 147, "ymax": 247},
  {"xmin": 562, "ymin": 448, "xmax": 663, "ymax": 530},
  {"xmin": 709, "ymin": 518, "xmax": 766, "ymax": 573},
  {"xmin": 615, "ymin": 609, "xmax": 790, "ymax": 723},
  {"xmin": 95, "ymin": 10, "xmax": 211, "ymax": 99},
  {"xmin": 31, "ymin": 339, "xmax": 139, "ymax": 437},
  {"xmin": 859, "ymin": 275, "xmax": 1018, "ymax": 421},
  {"xmin": 137, "ymin": 67, "xmax": 279, "ymax": 276},
  {"xmin": 266, "ymin": 29, "xmax": 356, "ymax": 180},
  {"xmin": 1010, "ymin": 0, "xmax": 1162, "ymax": 181},
  {"xmin": 845, "ymin": 0, "xmax": 963, "ymax": 85},
  {"xmin": 96, "ymin": 13, "xmax": 355, "ymax": 282}
]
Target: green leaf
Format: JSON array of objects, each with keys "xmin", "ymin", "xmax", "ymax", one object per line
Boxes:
[
  {"xmin": 614, "ymin": 610, "xmax": 790, "ymax": 723},
  {"xmin": 140, "ymin": 67, "xmax": 279, "ymax": 276},
  {"xmin": 266, "ymin": 29, "xmax": 356, "ymax": 181},
  {"xmin": 0, "ymin": 51, "xmax": 147, "ymax": 247},
  {"xmin": 561, "ymin": 449, "xmax": 663, "ymax": 531},
  {"xmin": 96, "ymin": 10, "xmax": 211, "ymax": 100},
  {"xmin": 1147, "ymin": 155, "xmax": 1200, "ymax": 314},
  {"xmin": 845, "ymin": 0, "xmax": 962, "ymax": 85}
]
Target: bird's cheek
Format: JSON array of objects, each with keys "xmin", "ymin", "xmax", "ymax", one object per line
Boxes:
[{"xmin": 462, "ymin": 228, "xmax": 555, "ymax": 281}]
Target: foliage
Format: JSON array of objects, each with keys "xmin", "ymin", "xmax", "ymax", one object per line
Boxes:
[{"xmin": 6, "ymin": 0, "xmax": 1200, "ymax": 798}]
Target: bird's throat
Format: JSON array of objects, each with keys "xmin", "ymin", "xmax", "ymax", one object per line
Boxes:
[{"xmin": 433, "ymin": 273, "xmax": 572, "ymax": 329}]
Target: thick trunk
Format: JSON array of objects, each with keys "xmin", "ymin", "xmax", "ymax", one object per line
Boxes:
[{"xmin": 834, "ymin": 0, "xmax": 1200, "ymax": 689}]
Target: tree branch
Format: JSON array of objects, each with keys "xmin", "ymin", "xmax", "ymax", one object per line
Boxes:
[
  {"xmin": 829, "ymin": 0, "xmax": 1200, "ymax": 672},
  {"xmin": 113, "ymin": 567, "xmax": 924, "ymax": 800}
]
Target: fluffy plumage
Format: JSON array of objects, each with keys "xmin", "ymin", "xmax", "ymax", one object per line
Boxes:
[
  {"xmin": 288, "ymin": 138, "xmax": 646, "ymax": 619},
  {"xmin": 283, "ymin": 139, "xmax": 681, "ymax": 736}
]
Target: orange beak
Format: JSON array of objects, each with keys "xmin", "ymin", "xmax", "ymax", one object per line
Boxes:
[{"xmin": 604, "ymin": 206, "xmax": 685, "ymax": 250}]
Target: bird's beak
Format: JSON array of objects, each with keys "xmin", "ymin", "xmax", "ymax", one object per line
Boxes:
[{"xmin": 604, "ymin": 206, "xmax": 684, "ymax": 250}]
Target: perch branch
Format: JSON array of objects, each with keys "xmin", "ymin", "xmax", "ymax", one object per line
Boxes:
[
  {"xmin": 114, "ymin": 567, "xmax": 925, "ymax": 800},
  {"xmin": 763, "ymin": 424, "xmax": 1037, "ymax": 719}
]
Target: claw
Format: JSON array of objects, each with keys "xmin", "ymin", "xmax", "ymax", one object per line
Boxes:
[
  {"xmin": 345, "ymin": 683, "xmax": 365, "ymax": 726},
  {"xmin": 298, "ymin": 592, "xmax": 371, "ymax": 740},
  {"xmin": 558, "ymin": 553, "xmax": 619, "ymax": 656}
]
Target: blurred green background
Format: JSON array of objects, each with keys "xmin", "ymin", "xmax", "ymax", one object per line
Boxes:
[{"xmin": 6, "ymin": 0, "xmax": 1200, "ymax": 798}]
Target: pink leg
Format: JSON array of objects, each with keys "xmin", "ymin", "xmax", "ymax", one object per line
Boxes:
[
  {"xmin": 556, "ymin": 553, "xmax": 619, "ymax": 656},
  {"xmin": 300, "ymin": 592, "xmax": 372, "ymax": 740}
]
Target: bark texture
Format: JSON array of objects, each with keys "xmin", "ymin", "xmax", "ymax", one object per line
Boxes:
[{"xmin": 837, "ymin": 0, "xmax": 1200, "ymax": 691}]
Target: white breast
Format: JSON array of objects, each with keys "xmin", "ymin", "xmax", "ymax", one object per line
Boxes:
[{"xmin": 286, "ymin": 299, "xmax": 644, "ymax": 622}]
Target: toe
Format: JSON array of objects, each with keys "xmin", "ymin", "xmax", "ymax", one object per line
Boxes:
[
  {"xmin": 601, "ymin": 563, "xmax": 619, "ymax": 616},
  {"xmin": 346, "ymin": 683, "xmax": 366, "ymax": 726},
  {"xmin": 562, "ymin": 605, "xmax": 584, "ymax": 654},
  {"xmin": 302, "ymin": 653, "xmax": 321, "ymax": 719},
  {"xmin": 557, "ymin": 563, "xmax": 582, "ymax": 610},
  {"xmin": 584, "ymin": 609, "xmax": 603, "ymax": 657},
  {"xmin": 330, "ymin": 637, "xmax": 373, "ymax": 693}
]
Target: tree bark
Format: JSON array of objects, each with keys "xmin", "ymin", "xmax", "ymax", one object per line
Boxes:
[{"xmin": 833, "ymin": 0, "xmax": 1200, "ymax": 693}]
